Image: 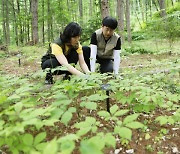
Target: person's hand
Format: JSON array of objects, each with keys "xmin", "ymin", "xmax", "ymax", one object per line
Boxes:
[
  {"xmin": 114, "ymin": 74, "xmax": 123, "ymax": 80},
  {"xmin": 80, "ymin": 73, "xmax": 90, "ymax": 80}
]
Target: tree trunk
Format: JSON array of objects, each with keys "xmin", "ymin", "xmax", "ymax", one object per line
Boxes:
[
  {"xmin": 30, "ymin": 0, "xmax": 39, "ymax": 44},
  {"xmin": 149, "ymin": 0, "xmax": 152, "ymax": 18},
  {"xmin": 125, "ymin": 0, "xmax": 131, "ymax": 43},
  {"xmin": 79, "ymin": 0, "xmax": 83, "ymax": 24},
  {"xmin": 42, "ymin": 0, "xmax": 45, "ymax": 44},
  {"xmin": 117, "ymin": 0, "xmax": 124, "ymax": 44},
  {"xmin": 89, "ymin": 0, "xmax": 92, "ymax": 16},
  {"xmin": 100, "ymin": 0, "xmax": 109, "ymax": 19},
  {"xmin": 47, "ymin": 0, "xmax": 51, "ymax": 42},
  {"xmin": 152, "ymin": 0, "xmax": 159, "ymax": 11},
  {"xmin": 16, "ymin": 0, "xmax": 24, "ymax": 44},
  {"xmin": 24, "ymin": 0, "xmax": 28, "ymax": 43},
  {"xmin": 12, "ymin": 0, "xmax": 19, "ymax": 45},
  {"xmin": 158, "ymin": 0, "xmax": 166, "ymax": 18},
  {"xmin": 139, "ymin": 0, "xmax": 145, "ymax": 22},
  {"xmin": 5, "ymin": 0, "xmax": 10, "ymax": 44},
  {"xmin": 2, "ymin": 0, "xmax": 7, "ymax": 45}
]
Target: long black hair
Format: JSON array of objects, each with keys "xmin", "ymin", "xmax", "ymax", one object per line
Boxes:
[{"xmin": 60, "ymin": 22, "xmax": 82, "ymax": 43}]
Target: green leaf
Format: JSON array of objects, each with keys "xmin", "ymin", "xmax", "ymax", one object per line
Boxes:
[
  {"xmin": 0, "ymin": 95, "xmax": 7, "ymax": 104},
  {"xmin": 0, "ymin": 137, "xmax": 4, "ymax": 146},
  {"xmin": 110, "ymin": 105, "xmax": 119, "ymax": 115},
  {"xmin": 23, "ymin": 133, "xmax": 33, "ymax": 146},
  {"xmin": 155, "ymin": 116, "xmax": 168, "ymax": 125},
  {"xmin": 68, "ymin": 107, "xmax": 76, "ymax": 113},
  {"xmin": 145, "ymin": 133, "xmax": 151, "ymax": 140},
  {"xmin": 168, "ymin": 117, "xmax": 175, "ymax": 124},
  {"xmin": 98, "ymin": 111, "xmax": 110, "ymax": 118},
  {"xmin": 34, "ymin": 132, "xmax": 46, "ymax": 145},
  {"xmin": 123, "ymin": 113, "xmax": 139, "ymax": 125},
  {"xmin": 14, "ymin": 102, "xmax": 23, "ymax": 113},
  {"xmin": 77, "ymin": 127, "xmax": 91, "ymax": 136},
  {"xmin": 86, "ymin": 117, "xmax": 96, "ymax": 124},
  {"xmin": 104, "ymin": 134, "xmax": 116, "ymax": 148},
  {"xmin": 114, "ymin": 110, "xmax": 129, "ymax": 117},
  {"xmin": 125, "ymin": 122, "xmax": 144, "ymax": 129},
  {"xmin": 51, "ymin": 108, "xmax": 64, "ymax": 119},
  {"xmin": 53, "ymin": 100, "xmax": 72, "ymax": 107},
  {"xmin": 80, "ymin": 140, "xmax": 103, "ymax": 154},
  {"xmin": 118, "ymin": 127, "xmax": 132, "ymax": 140},
  {"xmin": 35, "ymin": 143, "xmax": 47, "ymax": 151},
  {"xmin": 87, "ymin": 94, "xmax": 107, "ymax": 101},
  {"xmin": 43, "ymin": 139, "xmax": 58, "ymax": 154},
  {"xmin": 88, "ymin": 136, "xmax": 105, "ymax": 150},
  {"xmin": 58, "ymin": 134, "xmax": 79, "ymax": 143},
  {"xmin": 91, "ymin": 126, "xmax": 98, "ymax": 133},
  {"xmin": 61, "ymin": 111, "xmax": 72, "ymax": 126},
  {"xmin": 80, "ymin": 101, "xmax": 97, "ymax": 110},
  {"xmin": 60, "ymin": 140, "xmax": 75, "ymax": 154}
]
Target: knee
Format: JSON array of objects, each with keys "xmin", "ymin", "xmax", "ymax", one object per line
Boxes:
[
  {"xmin": 100, "ymin": 61, "xmax": 113, "ymax": 73},
  {"xmin": 41, "ymin": 60, "xmax": 52, "ymax": 70},
  {"xmin": 41, "ymin": 58, "xmax": 60, "ymax": 70},
  {"xmin": 100, "ymin": 67, "xmax": 113, "ymax": 73}
]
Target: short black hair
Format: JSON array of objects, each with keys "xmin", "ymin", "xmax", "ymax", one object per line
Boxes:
[
  {"xmin": 102, "ymin": 16, "xmax": 118, "ymax": 29},
  {"xmin": 60, "ymin": 22, "xmax": 81, "ymax": 43}
]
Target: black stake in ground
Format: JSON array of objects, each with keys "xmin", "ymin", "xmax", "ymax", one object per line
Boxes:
[
  {"xmin": 101, "ymin": 84, "xmax": 111, "ymax": 113},
  {"xmin": 17, "ymin": 53, "xmax": 21, "ymax": 67}
]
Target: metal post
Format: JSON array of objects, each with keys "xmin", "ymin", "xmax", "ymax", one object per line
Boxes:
[
  {"xmin": 106, "ymin": 90, "xmax": 110, "ymax": 112},
  {"xmin": 101, "ymin": 84, "xmax": 111, "ymax": 112}
]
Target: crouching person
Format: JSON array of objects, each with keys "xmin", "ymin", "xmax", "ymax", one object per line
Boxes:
[{"xmin": 41, "ymin": 22, "xmax": 90, "ymax": 84}]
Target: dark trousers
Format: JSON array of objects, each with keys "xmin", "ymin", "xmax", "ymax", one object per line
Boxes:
[
  {"xmin": 41, "ymin": 46, "xmax": 90, "ymax": 79},
  {"xmin": 84, "ymin": 47, "xmax": 113, "ymax": 73}
]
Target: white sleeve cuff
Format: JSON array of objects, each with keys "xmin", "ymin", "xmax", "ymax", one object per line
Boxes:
[
  {"xmin": 113, "ymin": 50, "xmax": 121, "ymax": 75},
  {"xmin": 90, "ymin": 44, "xmax": 97, "ymax": 72}
]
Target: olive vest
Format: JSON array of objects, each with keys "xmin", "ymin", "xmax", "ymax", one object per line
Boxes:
[{"xmin": 95, "ymin": 28, "xmax": 120, "ymax": 59}]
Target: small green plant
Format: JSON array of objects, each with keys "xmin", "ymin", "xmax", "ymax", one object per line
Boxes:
[
  {"xmin": 146, "ymin": 144, "xmax": 154, "ymax": 152},
  {"xmin": 74, "ymin": 117, "xmax": 100, "ymax": 136}
]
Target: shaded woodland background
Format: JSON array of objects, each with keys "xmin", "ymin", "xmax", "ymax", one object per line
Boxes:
[{"xmin": 1, "ymin": 0, "xmax": 179, "ymax": 48}]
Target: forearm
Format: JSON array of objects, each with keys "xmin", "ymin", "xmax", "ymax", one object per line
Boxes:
[
  {"xmin": 80, "ymin": 63, "xmax": 90, "ymax": 74},
  {"xmin": 66, "ymin": 64, "xmax": 84, "ymax": 75},
  {"xmin": 56, "ymin": 54, "xmax": 83, "ymax": 76}
]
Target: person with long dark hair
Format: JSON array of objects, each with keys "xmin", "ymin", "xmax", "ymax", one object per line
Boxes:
[{"xmin": 41, "ymin": 22, "xmax": 90, "ymax": 84}]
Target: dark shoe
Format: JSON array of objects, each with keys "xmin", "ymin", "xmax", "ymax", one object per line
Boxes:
[
  {"xmin": 63, "ymin": 74, "xmax": 71, "ymax": 80},
  {"xmin": 45, "ymin": 73, "xmax": 54, "ymax": 84},
  {"xmin": 44, "ymin": 78, "xmax": 54, "ymax": 84}
]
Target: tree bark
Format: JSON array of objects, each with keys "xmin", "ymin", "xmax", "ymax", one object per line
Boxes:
[
  {"xmin": 42, "ymin": 0, "xmax": 45, "ymax": 44},
  {"xmin": 2, "ymin": 0, "xmax": 7, "ymax": 45},
  {"xmin": 30, "ymin": 0, "xmax": 39, "ymax": 44},
  {"xmin": 125, "ymin": 0, "xmax": 131, "ymax": 43},
  {"xmin": 47, "ymin": 0, "xmax": 51, "ymax": 42},
  {"xmin": 117, "ymin": 0, "xmax": 124, "ymax": 44},
  {"xmin": 12, "ymin": 0, "xmax": 19, "ymax": 45},
  {"xmin": 139, "ymin": 0, "xmax": 145, "ymax": 22},
  {"xmin": 152, "ymin": 0, "xmax": 159, "ymax": 11},
  {"xmin": 89, "ymin": 0, "xmax": 92, "ymax": 16},
  {"xmin": 5, "ymin": 0, "xmax": 10, "ymax": 44},
  {"xmin": 100, "ymin": 0, "xmax": 110, "ymax": 19},
  {"xmin": 79, "ymin": 0, "xmax": 83, "ymax": 24},
  {"xmin": 158, "ymin": 0, "xmax": 166, "ymax": 18},
  {"xmin": 16, "ymin": 0, "xmax": 24, "ymax": 44}
]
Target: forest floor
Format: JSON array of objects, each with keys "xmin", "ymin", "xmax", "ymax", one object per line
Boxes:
[{"xmin": 0, "ymin": 39, "xmax": 179, "ymax": 154}]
